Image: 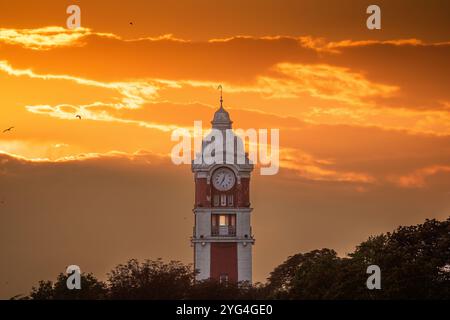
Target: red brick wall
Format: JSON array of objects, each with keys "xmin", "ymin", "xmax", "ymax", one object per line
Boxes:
[
  {"xmin": 210, "ymin": 243, "xmax": 238, "ymax": 282},
  {"xmin": 195, "ymin": 178, "xmax": 210, "ymax": 207},
  {"xmin": 236, "ymin": 178, "xmax": 250, "ymax": 207},
  {"xmin": 196, "ymin": 173, "xmax": 251, "ymax": 208}
]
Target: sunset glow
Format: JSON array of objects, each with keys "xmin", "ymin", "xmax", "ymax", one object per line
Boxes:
[{"xmin": 0, "ymin": 0, "xmax": 449, "ymax": 300}]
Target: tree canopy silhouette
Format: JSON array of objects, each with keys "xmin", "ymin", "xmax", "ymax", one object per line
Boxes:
[
  {"xmin": 28, "ymin": 273, "xmax": 107, "ymax": 300},
  {"xmin": 21, "ymin": 218, "xmax": 450, "ymax": 300},
  {"xmin": 265, "ymin": 218, "xmax": 450, "ymax": 299},
  {"xmin": 107, "ymin": 259, "xmax": 193, "ymax": 299}
]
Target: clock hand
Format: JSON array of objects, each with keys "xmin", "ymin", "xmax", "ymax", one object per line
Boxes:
[{"xmin": 219, "ymin": 174, "xmax": 225, "ymax": 185}]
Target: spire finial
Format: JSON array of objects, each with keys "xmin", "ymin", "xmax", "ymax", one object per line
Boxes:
[
  {"xmin": 211, "ymin": 84, "xmax": 232, "ymax": 129},
  {"xmin": 217, "ymin": 84, "xmax": 223, "ymax": 109}
]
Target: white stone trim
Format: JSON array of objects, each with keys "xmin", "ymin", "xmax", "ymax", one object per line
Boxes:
[
  {"xmin": 192, "ymin": 238, "xmax": 255, "ymax": 244},
  {"xmin": 237, "ymin": 242, "xmax": 252, "ymax": 283},
  {"xmin": 194, "ymin": 210, "xmax": 211, "ymax": 239},
  {"xmin": 194, "ymin": 242, "xmax": 210, "ymax": 280},
  {"xmin": 194, "ymin": 207, "xmax": 253, "ymax": 214}
]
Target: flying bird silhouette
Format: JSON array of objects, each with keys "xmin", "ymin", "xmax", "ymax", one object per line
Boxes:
[
  {"xmin": 76, "ymin": 115, "xmax": 82, "ymax": 120},
  {"xmin": 2, "ymin": 127, "xmax": 14, "ymax": 133}
]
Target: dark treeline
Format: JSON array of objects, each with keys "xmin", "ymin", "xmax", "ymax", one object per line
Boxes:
[{"xmin": 15, "ymin": 218, "xmax": 450, "ymax": 300}]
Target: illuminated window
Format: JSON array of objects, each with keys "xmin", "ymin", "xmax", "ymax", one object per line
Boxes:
[{"xmin": 211, "ymin": 214, "xmax": 236, "ymax": 236}]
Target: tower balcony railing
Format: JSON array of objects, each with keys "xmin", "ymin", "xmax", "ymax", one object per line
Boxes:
[{"xmin": 211, "ymin": 225, "xmax": 236, "ymax": 237}]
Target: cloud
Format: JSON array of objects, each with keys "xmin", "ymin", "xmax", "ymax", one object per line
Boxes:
[
  {"xmin": 1, "ymin": 29, "xmax": 449, "ymax": 188},
  {"xmin": 1, "ymin": 28, "xmax": 448, "ymax": 114},
  {"xmin": 0, "ymin": 60, "xmax": 160, "ymax": 109},
  {"xmin": 25, "ymin": 103, "xmax": 179, "ymax": 133},
  {"xmin": 0, "ymin": 31, "xmax": 320, "ymax": 82},
  {"xmin": 326, "ymin": 39, "xmax": 427, "ymax": 50},
  {"xmin": 0, "ymin": 26, "xmax": 118, "ymax": 50},
  {"xmin": 258, "ymin": 63, "xmax": 398, "ymax": 104},
  {"xmin": 1, "ymin": 58, "xmax": 402, "ymax": 135},
  {"xmin": 389, "ymin": 165, "xmax": 450, "ymax": 188},
  {"xmin": 325, "ymin": 41, "xmax": 450, "ymax": 110},
  {"xmin": 1, "ymin": 57, "xmax": 449, "ymax": 187},
  {"xmin": 280, "ymin": 148, "xmax": 375, "ymax": 183}
]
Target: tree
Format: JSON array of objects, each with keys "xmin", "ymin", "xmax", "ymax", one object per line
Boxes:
[
  {"xmin": 188, "ymin": 279, "xmax": 267, "ymax": 300},
  {"xmin": 265, "ymin": 253, "xmax": 305, "ymax": 298},
  {"xmin": 107, "ymin": 259, "xmax": 194, "ymax": 299},
  {"xmin": 28, "ymin": 280, "xmax": 54, "ymax": 300},
  {"xmin": 266, "ymin": 218, "xmax": 450, "ymax": 300},
  {"xmin": 266, "ymin": 249, "xmax": 344, "ymax": 299},
  {"xmin": 28, "ymin": 273, "xmax": 107, "ymax": 300},
  {"xmin": 290, "ymin": 249, "xmax": 342, "ymax": 299},
  {"xmin": 350, "ymin": 218, "xmax": 450, "ymax": 299}
]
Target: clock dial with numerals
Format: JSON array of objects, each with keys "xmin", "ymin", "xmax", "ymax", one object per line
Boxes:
[{"xmin": 212, "ymin": 168, "xmax": 236, "ymax": 191}]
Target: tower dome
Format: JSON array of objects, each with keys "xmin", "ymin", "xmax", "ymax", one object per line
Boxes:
[{"xmin": 211, "ymin": 88, "xmax": 232, "ymax": 130}]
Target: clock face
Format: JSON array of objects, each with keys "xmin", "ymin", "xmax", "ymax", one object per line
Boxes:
[{"xmin": 212, "ymin": 168, "xmax": 236, "ymax": 191}]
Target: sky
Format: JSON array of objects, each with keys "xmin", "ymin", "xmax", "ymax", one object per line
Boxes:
[{"xmin": 0, "ymin": 0, "xmax": 450, "ymax": 298}]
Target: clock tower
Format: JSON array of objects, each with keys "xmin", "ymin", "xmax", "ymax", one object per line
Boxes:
[{"xmin": 191, "ymin": 95, "xmax": 254, "ymax": 283}]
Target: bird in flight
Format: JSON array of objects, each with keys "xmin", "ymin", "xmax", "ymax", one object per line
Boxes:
[
  {"xmin": 2, "ymin": 127, "xmax": 14, "ymax": 133},
  {"xmin": 130, "ymin": 22, "xmax": 134, "ymax": 26},
  {"xmin": 76, "ymin": 115, "xmax": 82, "ymax": 120}
]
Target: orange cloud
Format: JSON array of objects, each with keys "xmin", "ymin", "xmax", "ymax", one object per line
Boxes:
[
  {"xmin": 0, "ymin": 26, "xmax": 118, "ymax": 50},
  {"xmin": 1, "ymin": 28, "xmax": 447, "ymax": 113},
  {"xmin": 0, "ymin": 28, "xmax": 449, "ymax": 190},
  {"xmin": 280, "ymin": 148, "xmax": 375, "ymax": 183},
  {"xmin": 259, "ymin": 63, "xmax": 398, "ymax": 104},
  {"xmin": 390, "ymin": 165, "xmax": 450, "ymax": 188},
  {"xmin": 0, "ymin": 60, "xmax": 160, "ymax": 109}
]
